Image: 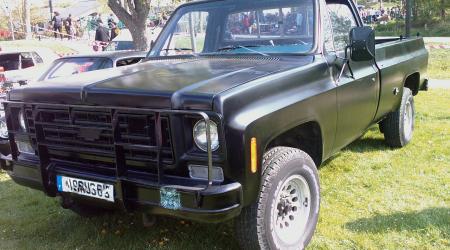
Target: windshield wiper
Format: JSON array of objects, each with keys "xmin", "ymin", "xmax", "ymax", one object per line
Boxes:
[
  {"xmin": 162, "ymin": 48, "xmax": 194, "ymax": 51},
  {"xmin": 216, "ymin": 45, "xmax": 269, "ymax": 57}
]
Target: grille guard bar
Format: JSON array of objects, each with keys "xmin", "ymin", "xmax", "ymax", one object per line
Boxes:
[{"xmin": 3, "ymin": 101, "xmax": 217, "ymax": 195}]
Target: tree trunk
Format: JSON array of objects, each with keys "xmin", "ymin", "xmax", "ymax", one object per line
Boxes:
[
  {"xmin": 405, "ymin": 0, "xmax": 411, "ymax": 37},
  {"xmin": 412, "ymin": 0, "xmax": 418, "ymax": 22},
  {"xmin": 441, "ymin": 0, "xmax": 446, "ymax": 21},
  {"xmin": 24, "ymin": 0, "xmax": 32, "ymax": 40},
  {"xmin": 129, "ymin": 19, "xmax": 149, "ymax": 51},
  {"xmin": 108, "ymin": 0, "xmax": 151, "ymax": 51}
]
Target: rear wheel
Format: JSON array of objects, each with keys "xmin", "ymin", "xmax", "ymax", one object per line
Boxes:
[
  {"xmin": 379, "ymin": 87, "xmax": 415, "ymax": 147},
  {"xmin": 235, "ymin": 147, "xmax": 320, "ymax": 250}
]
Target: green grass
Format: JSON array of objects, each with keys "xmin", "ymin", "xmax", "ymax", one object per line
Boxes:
[
  {"xmin": 0, "ymin": 90, "xmax": 449, "ymax": 249},
  {"xmin": 374, "ymin": 22, "xmax": 450, "ymax": 37},
  {"xmin": 0, "ymin": 40, "xmax": 76, "ymax": 55},
  {"xmin": 310, "ymin": 89, "xmax": 450, "ymax": 249},
  {"xmin": 428, "ymin": 43, "xmax": 450, "ymax": 80}
]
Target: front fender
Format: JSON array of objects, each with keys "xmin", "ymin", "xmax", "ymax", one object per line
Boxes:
[{"xmin": 215, "ymin": 57, "xmax": 338, "ymax": 206}]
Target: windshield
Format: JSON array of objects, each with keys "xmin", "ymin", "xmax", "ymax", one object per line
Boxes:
[
  {"xmin": 44, "ymin": 57, "xmax": 113, "ymax": 80},
  {"xmin": 149, "ymin": 0, "xmax": 315, "ymax": 57}
]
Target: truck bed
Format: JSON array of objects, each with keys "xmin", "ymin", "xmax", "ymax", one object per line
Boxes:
[{"xmin": 373, "ymin": 36, "xmax": 428, "ymax": 121}]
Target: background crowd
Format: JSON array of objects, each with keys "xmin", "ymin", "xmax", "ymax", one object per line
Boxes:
[{"xmin": 359, "ymin": 6, "xmax": 405, "ymax": 24}]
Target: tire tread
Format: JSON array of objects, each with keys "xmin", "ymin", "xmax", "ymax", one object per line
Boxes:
[{"xmin": 235, "ymin": 147, "xmax": 317, "ymax": 250}]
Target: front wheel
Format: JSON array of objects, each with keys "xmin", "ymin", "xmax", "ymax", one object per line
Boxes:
[{"xmin": 234, "ymin": 147, "xmax": 320, "ymax": 250}]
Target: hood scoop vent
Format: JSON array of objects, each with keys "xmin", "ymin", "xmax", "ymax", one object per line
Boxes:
[
  {"xmin": 146, "ymin": 55, "xmax": 281, "ymax": 63},
  {"xmin": 202, "ymin": 55, "xmax": 281, "ymax": 62}
]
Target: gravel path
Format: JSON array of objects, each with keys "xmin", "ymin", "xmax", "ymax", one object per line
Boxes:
[{"xmin": 429, "ymin": 79, "xmax": 450, "ymax": 89}]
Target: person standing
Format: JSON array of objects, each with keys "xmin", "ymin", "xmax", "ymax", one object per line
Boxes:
[
  {"xmin": 242, "ymin": 14, "xmax": 250, "ymax": 34},
  {"xmin": 65, "ymin": 14, "xmax": 73, "ymax": 40},
  {"xmin": 94, "ymin": 19, "xmax": 110, "ymax": 51},
  {"xmin": 110, "ymin": 21, "xmax": 120, "ymax": 40},
  {"xmin": 107, "ymin": 14, "xmax": 116, "ymax": 28},
  {"xmin": 52, "ymin": 11, "xmax": 63, "ymax": 40}
]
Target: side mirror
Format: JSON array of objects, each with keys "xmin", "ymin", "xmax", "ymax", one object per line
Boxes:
[
  {"xmin": 349, "ymin": 27, "xmax": 375, "ymax": 61},
  {"xmin": 150, "ymin": 40, "xmax": 155, "ymax": 48}
]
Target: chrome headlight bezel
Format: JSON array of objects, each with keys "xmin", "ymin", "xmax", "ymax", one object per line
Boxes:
[
  {"xmin": 18, "ymin": 109, "xmax": 26, "ymax": 131},
  {"xmin": 0, "ymin": 110, "xmax": 7, "ymax": 139},
  {"xmin": 192, "ymin": 120, "xmax": 220, "ymax": 152}
]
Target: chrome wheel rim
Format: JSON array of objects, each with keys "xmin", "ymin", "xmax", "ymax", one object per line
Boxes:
[
  {"xmin": 403, "ymin": 100, "xmax": 413, "ymax": 140},
  {"xmin": 271, "ymin": 174, "xmax": 311, "ymax": 246}
]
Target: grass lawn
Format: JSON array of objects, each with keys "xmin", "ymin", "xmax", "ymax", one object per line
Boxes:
[
  {"xmin": 427, "ymin": 43, "xmax": 450, "ymax": 80},
  {"xmin": 0, "ymin": 89, "xmax": 448, "ymax": 249},
  {"xmin": 0, "ymin": 40, "xmax": 76, "ymax": 55}
]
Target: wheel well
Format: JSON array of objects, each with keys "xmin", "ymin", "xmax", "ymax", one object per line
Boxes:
[
  {"xmin": 404, "ymin": 72, "xmax": 420, "ymax": 95},
  {"xmin": 266, "ymin": 121, "xmax": 323, "ymax": 166}
]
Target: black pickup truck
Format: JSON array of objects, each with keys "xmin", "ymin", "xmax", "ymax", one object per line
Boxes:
[{"xmin": 1, "ymin": 0, "xmax": 428, "ymax": 249}]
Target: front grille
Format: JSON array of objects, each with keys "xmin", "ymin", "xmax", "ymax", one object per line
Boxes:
[{"xmin": 23, "ymin": 105, "xmax": 174, "ymax": 176}]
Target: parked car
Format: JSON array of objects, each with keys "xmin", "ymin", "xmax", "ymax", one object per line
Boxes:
[
  {"xmin": 0, "ymin": 0, "xmax": 428, "ymax": 249},
  {"xmin": 104, "ymin": 28, "xmax": 162, "ymax": 51},
  {"xmin": 104, "ymin": 29, "xmax": 135, "ymax": 51},
  {"xmin": 38, "ymin": 51, "xmax": 146, "ymax": 81},
  {"xmin": 0, "ymin": 51, "xmax": 146, "ymax": 156},
  {"xmin": 0, "ymin": 50, "xmax": 47, "ymax": 156},
  {"xmin": 0, "ymin": 51, "xmax": 47, "ymax": 86}
]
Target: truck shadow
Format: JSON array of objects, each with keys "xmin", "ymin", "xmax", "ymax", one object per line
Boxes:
[
  {"xmin": 321, "ymin": 136, "xmax": 390, "ymax": 166},
  {"xmin": 0, "ymin": 173, "xmax": 240, "ymax": 249},
  {"xmin": 345, "ymin": 137, "xmax": 389, "ymax": 153},
  {"xmin": 344, "ymin": 125, "xmax": 391, "ymax": 153},
  {"xmin": 344, "ymin": 207, "xmax": 450, "ymax": 234}
]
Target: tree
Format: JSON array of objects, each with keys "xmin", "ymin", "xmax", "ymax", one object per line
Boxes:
[
  {"xmin": 108, "ymin": 0, "xmax": 151, "ymax": 50},
  {"xmin": 440, "ymin": 0, "xmax": 447, "ymax": 21},
  {"xmin": 23, "ymin": 0, "xmax": 31, "ymax": 40}
]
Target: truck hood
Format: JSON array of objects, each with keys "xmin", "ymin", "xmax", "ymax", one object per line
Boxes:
[{"xmin": 8, "ymin": 55, "xmax": 314, "ymax": 110}]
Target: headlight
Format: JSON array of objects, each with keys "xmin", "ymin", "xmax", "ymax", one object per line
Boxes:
[
  {"xmin": 18, "ymin": 110, "xmax": 26, "ymax": 131},
  {"xmin": 193, "ymin": 120, "xmax": 219, "ymax": 152},
  {"xmin": 0, "ymin": 110, "xmax": 8, "ymax": 139}
]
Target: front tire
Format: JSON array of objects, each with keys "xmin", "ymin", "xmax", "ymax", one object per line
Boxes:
[
  {"xmin": 235, "ymin": 147, "xmax": 320, "ymax": 250},
  {"xmin": 379, "ymin": 87, "xmax": 415, "ymax": 147}
]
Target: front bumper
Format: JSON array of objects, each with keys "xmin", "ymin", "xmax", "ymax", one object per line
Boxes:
[{"xmin": 1, "ymin": 155, "xmax": 243, "ymax": 223}]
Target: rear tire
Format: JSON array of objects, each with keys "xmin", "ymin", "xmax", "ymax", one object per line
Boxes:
[
  {"xmin": 235, "ymin": 147, "xmax": 320, "ymax": 250},
  {"xmin": 379, "ymin": 87, "xmax": 415, "ymax": 147}
]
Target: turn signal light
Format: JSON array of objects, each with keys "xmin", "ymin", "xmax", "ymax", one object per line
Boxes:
[{"xmin": 250, "ymin": 137, "xmax": 257, "ymax": 173}]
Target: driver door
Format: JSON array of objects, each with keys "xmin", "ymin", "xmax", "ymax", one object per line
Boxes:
[{"xmin": 327, "ymin": 3, "xmax": 380, "ymax": 149}]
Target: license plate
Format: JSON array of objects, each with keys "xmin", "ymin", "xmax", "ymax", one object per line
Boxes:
[{"xmin": 56, "ymin": 176, "xmax": 114, "ymax": 202}]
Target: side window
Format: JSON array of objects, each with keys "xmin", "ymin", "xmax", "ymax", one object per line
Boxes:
[
  {"xmin": 326, "ymin": 4, "xmax": 357, "ymax": 51},
  {"xmin": 320, "ymin": 0, "xmax": 335, "ymax": 52},
  {"xmin": 20, "ymin": 53, "xmax": 35, "ymax": 69},
  {"xmin": 32, "ymin": 52, "xmax": 44, "ymax": 64},
  {"xmin": 161, "ymin": 11, "xmax": 209, "ymax": 56},
  {"xmin": 116, "ymin": 57, "xmax": 143, "ymax": 67}
]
